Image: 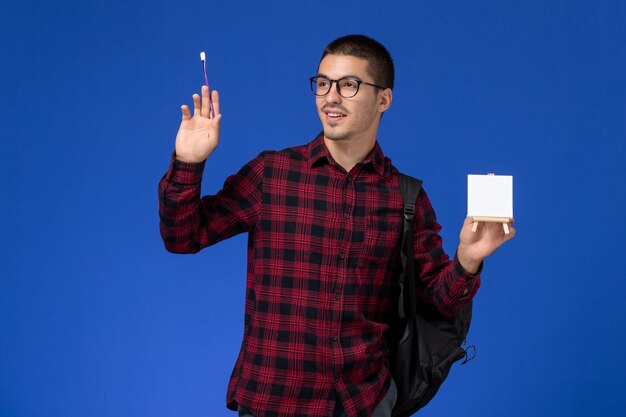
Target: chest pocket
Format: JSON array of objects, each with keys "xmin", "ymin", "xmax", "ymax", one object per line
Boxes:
[{"xmin": 361, "ymin": 211, "xmax": 403, "ymax": 271}]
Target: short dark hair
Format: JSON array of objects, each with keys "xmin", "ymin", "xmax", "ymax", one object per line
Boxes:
[{"xmin": 320, "ymin": 34, "xmax": 394, "ymax": 90}]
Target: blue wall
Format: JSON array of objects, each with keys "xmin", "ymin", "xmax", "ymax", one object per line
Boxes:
[{"xmin": 1, "ymin": 1, "xmax": 624, "ymax": 416}]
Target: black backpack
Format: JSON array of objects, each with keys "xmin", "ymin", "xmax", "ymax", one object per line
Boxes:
[{"xmin": 389, "ymin": 173, "xmax": 474, "ymax": 417}]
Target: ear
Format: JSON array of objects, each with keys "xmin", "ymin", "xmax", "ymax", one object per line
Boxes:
[{"xmin": 378, "ymin": 88, "xmax": 392, "ymax": 113}]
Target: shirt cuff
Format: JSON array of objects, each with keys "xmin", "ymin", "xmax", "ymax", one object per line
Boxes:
[
  {"xmin": 451, "ymin": 253, "xmax": 482, "ymax": 297},
  {"xmin": 452, "ymin": 253, "xmax": 483, "ymax": 278},
  {"xmin": 165, "ymin": 152, "xmax": 206, "ymax": 185}
]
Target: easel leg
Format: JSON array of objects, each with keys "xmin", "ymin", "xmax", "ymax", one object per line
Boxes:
[
  {"xmin": 502, "ymin": 223, "xmax": 510, "ymax": 235},
  {"xmin": 472, "ymin": 221, "xmax": 478, "ymax": 232}
]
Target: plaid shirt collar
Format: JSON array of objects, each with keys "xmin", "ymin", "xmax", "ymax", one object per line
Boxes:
[{"xmin": 307, "ymin": 134, "xmax": 389, "ymax": 178}]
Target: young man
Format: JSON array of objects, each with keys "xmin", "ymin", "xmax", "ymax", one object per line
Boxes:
[{"xmin": 159, "ymin": 35, "xmax": 515, "ymax": 417}]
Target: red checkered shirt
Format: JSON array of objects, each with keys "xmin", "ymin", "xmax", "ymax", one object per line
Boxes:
[{"xmin": 158, "ymin": 135, "xmax": 480, "ymax": 417}]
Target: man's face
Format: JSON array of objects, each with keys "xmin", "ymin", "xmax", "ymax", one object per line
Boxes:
[{"xmin": 315, "ymin": 54, "xmax": 390, "ymax": 143}]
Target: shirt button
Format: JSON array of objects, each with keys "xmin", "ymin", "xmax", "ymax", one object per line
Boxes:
[
  {"xmin": 344, "ymin": 212, "xmax": 350, "ymax": 219},
  {"xmin": 338, "ymin": 252, "xmax": 345, "ymax": 260},
  {"xmin": 334, "ymin": 293, "xmax": 341, "ymax": 300},
  {"xmin": 332, "ymin": 335, "xmax": 338, "ymax": 341}
]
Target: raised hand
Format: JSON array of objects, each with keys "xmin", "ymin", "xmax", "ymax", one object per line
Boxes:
[
  {"xmin": 457, "ymin": 217, "xmax": 516, "ymax": 274},
  {"xmin": 175, "ymin": 85, "xmax": 222, "ymax": 163}
]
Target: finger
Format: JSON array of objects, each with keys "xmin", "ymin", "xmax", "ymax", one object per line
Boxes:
[
  {"xmin": 463, "ymin": 216, "xmax": 479, "ymax": 231},
  {"xmin": 506, "ymin": 225, "xmax": 516, "ymax": 239},
  {"xmin": 211, "ymin": 90, "xmax": 220, "ymax": 118},
  {"xmin": 192, "ymin": 93, "xmax": 201, "ymax": 117},
  {"xmin": 201, "ymin": 85, "xmax": 210, "ymax": 118},
  {"xmin": 209, "ymin": 114, "xmax": 223, "ymax": 138},
  {"xmin": 181, "ymin": 105, "xmax": 191, "ymax": 120}
]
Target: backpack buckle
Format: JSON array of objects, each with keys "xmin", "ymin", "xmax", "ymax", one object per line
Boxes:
[{"xmin": 403, "ymin": 203, "xmax": 415, "ymax": 221}]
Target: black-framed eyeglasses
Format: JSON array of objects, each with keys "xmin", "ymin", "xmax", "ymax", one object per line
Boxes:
[{"xmin": 309, "ymin": 76, "xmax": 386, "ymax": 98}]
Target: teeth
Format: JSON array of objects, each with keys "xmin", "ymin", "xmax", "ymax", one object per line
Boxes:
[{"xmin": 329, "ymin": 113, "xmax": 343, "ymax": 117}]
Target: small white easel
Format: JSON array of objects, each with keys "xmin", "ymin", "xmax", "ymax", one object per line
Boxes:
[{"xmin": 468, "ymin": 173, "xmax": 513, "ymax": 235}]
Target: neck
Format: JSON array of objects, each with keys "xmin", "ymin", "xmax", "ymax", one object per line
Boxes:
[{"xmin": 323, "ymin": 136, "xmax": 376, "ymax": 172}]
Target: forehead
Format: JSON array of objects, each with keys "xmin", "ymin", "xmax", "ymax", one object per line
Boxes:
[{"xmin": 318, "ymin": 54, "xmax": 371, "ymax": 80}]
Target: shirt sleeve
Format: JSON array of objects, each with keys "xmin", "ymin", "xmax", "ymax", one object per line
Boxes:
[
  {"xmin": 158, "ymin": 152, "xmax": 263, "ymax": 254},
  {"xmin": 412, "ymin": 187, "xmax": 481, "ymax": 317}
]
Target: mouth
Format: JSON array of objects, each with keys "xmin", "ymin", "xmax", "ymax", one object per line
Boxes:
[{"xmin": 323, "ymin": 108, "xmax": 347, "ymax": 123}]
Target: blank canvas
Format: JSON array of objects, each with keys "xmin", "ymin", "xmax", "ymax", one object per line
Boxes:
[{"xmin": 467, "ymin": 174, "xmax": 513, "ymax": 218}]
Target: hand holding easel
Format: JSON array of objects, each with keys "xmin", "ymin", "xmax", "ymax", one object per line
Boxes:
[{"xmin": 457, "ymin": 173, "xmax": 516, "ymax": 274}]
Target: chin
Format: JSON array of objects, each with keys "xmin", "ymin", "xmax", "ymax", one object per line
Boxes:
[
  {"xmin": 324, "ymin": 132, "xmax": 349, "ymax": 142},
  {"xmin": 323, "ymin": 126, "xmax": 350, "ymax": 141}
]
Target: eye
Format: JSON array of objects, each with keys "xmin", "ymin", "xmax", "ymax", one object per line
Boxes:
[
  {"xmin": 317, "ymin": 78, "xmax": 329, "ymax": 87},
  {"xmin": 343, "ymin": 80, "xmax": 358, "ymax": 89}
]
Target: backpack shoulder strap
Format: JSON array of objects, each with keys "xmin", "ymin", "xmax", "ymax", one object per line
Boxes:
[
  {"xmin": 397, "ymin": 173, "xmax": 422, "ymax": 320},
  {"xmin": 398, "ymin": 173, "xmax": 423, "ymax": 214}
]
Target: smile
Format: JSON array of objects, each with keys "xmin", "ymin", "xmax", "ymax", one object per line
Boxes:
[{"xmin": 324, "ymin": 110, "xmax": 347, "ymax": 121}]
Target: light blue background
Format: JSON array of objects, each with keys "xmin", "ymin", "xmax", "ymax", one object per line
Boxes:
[{"xmin": 1, "ymin": 1, "xmax": 624, "ymax": 416}]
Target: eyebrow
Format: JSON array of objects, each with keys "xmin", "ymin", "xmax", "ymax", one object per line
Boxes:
[{"xmin": 317, "ymin": 73, "xmax": 364, "ymax": 81}]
